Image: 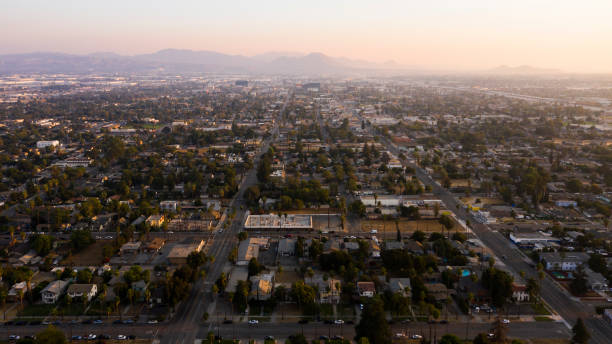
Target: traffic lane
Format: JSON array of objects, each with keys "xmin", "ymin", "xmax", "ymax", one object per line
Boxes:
[
  {"xmin": 202, "ymin": 321, "xmax": 569, "ymax": 341},
  {"xmin": 0, "ymin": 323, "xmax": 161, "ymax": 339}
]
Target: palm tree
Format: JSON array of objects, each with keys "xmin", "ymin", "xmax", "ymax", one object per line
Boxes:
[
  {"xmin": 0, "ymin": 288, "xmax": 7, "ymax": 320},
  {"xmin": 114, "ymin": 296, "xmax": 121, "ymax": 320},
  {"xmin": 25, "ymin": 269, "xmax": 34, "ymax": 304}
]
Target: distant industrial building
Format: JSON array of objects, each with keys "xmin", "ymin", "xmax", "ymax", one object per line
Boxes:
[{"xmin": 244, "ymin": 214, "xmax": 312, "ymax": 230}]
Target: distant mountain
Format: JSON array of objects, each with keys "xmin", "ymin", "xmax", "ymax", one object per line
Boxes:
[
  {"xmin": 488, "ymin": 65, "xmax": 562, "ymax": 75},
  {"xmin": 251, "ymin": 51, "xmax": 304, "ymax": 62},
  {"xmin": 0, "ymin": 49, "xmax": 402, "ymax": 75}
]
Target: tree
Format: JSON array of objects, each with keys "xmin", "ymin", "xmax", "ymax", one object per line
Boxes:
[
  {"xmin": 572, "ymin": 318, "xmax": 590, "ymax": 344},
  {"xmin": 286, "ymin": 334, "xmax": 308, "ymax": 344},
  {"xmin": 233, "ymin": 280, "xmax": 249, "ymax": 313},
  {"xmin": 248, "ymin": 257, "xmax": 264, "ymax": 277},
  {"xmin": 570, "ymin": 266, "xmax": 588, "ymax": 296},
  {"xmin": 30, "ymin": 234, "xmax": 54, "ymax": 256},
  {"xmin": 473, "ymin": 333, "xmax": 491, "ymax": 344},
  {"xmin": 35, "ymin": 325, "xmax": 67, "ymax": 344},
  {"xmin": 237, "ymin": 231, "xmax": 248, "ymax": 241},
  {"xmin": 70, "ymin": 230, "xmax": 94, "ymax": 252},
  {"xmin": 481, "ymin": 267, "xmax": 513, "ymax": 308},
  {"xmin": 439, "ymin": 334, "xmax": 462, "ymax": 344},
  {"xmin": 355, "ymin": 298, "xmax": 391, "ymax": 344},
  {"xmin": 76, "ymin": 269, "xmax": 93, "ymax": 283},
  {"xmin": 348, "ymin": 200, "xmax": 366, "ymax": 217}
]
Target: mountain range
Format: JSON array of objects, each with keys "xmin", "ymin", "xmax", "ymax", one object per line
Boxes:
[{"xmin": 0, "ymin": 49, "xmax": 402, "ymax": 75}]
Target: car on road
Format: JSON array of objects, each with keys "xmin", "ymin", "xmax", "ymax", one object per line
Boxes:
[
  {"xmin": 334, "ymin": 319, "xmax": 344, "ymax": 325},
  {"xmin": 264, "ymin": 336, "xmax": 275, "ymax": 340},
  {"xmin": 113, "ymin": 320, "xmax": 122, "ymax": 324},
  {"xmin": 222, "ymin": 319, "xmax": 233, "ymax": 324},
  {"xmin": 359, "ymin": 303, "xmax": 364, "ymax": 310},
  {"xmin": 8, "ymin": 335, "xmax": 20, "ymax": 340},
  {"xmin": 98, "ymin": 335, "xmax": 110, "ymax": 339},
  {"xmin": 93, "ymin": 319, "xmax": 103, "ymax": 324},
  {"xmin": 122, "ymin": 319, "xmax": 134, "ymax": 324},
  {"xmin": 502, "ymin": 318, "xmax": 510, "ymax": 324},
  {"xmin": 117, "ymin": 335, "xmax": 127, "ymax": 340},
  {"xmin": 332, "ymin": 336, "xmax": 344, "ymax": 340},
  {"xmin": 87, "ymin": 334, "xmax": 97, "ymax": 340},
  {"xmin": 147, "ymin": 320, "xmax": 158, "ymax": 324},
  {"xmin": 411, "ymin": 335, "xmax": 423, "ymax": 339},
  {"xmin": 395, "ymin": 333, "xmax": 405, "ymax": 338},
  {"xmin": 319, "ymin": 336, "xmax": 329, "ymax": 340},
  {"xmin": 248, "ymin": 319, "xmax": 259, "ymax": 325},
  {"xmin": 81, "ymin": 319, "xmax": 92, "ymax": 324},
  {"xmin": 71, "ymin": 336, "xmax": 82, "ymax": 340},
  {"xmin": 298, "ymin": 319, "xmax": 308, "ymax": 324}
]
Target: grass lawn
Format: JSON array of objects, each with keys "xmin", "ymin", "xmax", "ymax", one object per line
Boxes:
[
  {"xmin": 18, "ymin": 304, "xmax": 55, "ymax": 317},
  {"xmin": 531, "ymin": 303, "xmax": 551, "ymax": 315},
  {"xmin": 61, "ymin": 240, "xmax": 111, "ymax": 266},
  {"xmin": 534, "ymin": 316, "xmax": 554, "ymax": 321}
]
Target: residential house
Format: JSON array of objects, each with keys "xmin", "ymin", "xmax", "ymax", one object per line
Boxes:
[
  {"xmin": 512, "ymin": 283, "xmax": 529, "ymax": 302},
  {"xmin": 278, "ymin": 238, "xmax": 296, "ymax": 257},
  {"xmin": 250, "ymin": 272, "xmax": 275, "ymax": 301},
  {"xmin": 585, "ymin": 267, "xmax": 608, "ymax": 291},
  {"xmin": 539, "ymin": 252, "xmax": 589, "ymax": 271},
  {"xmin": 357, "ymin": 281, "xmax": 376, "ymax": 298},
  {"xmin": 388, "ymin": 278, "xmax": 412, "ymax": 298},
  {"xmin": 67, "ymin": 284, "xmax": 98, "ymax": 302},
  {"xmin": 146, "ymin": 215, "xmax": 165, "ymax": 227},
  {"xmin": 306, "ymin": 274, "xmax": 341, "ymax": 304},
  {"xmin": 119, "ymin": 241, "xmax": 141, "ymax": 255},
  {"xmin": 41, "ymin": 280, "xmax": 69, "ymax": 304}
]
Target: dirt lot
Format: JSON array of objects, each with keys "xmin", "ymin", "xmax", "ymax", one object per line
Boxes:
[
  {"xmin": 359, "ymin": 219, "xmax": 463, "ymax": 233},
  {"xmin": 460, "ymin": 196, "xmax": 505, "ymax": 206},
  {"xmin": 61, "ymin": 239, "xmax": 112, "ymax": 266}
]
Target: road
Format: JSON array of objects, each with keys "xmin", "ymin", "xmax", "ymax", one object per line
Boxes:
[
  {"xmin": 160, "ymin": 93, "xmax": 288, "ymax": 344},
  {"xmin": 200, "ymin": 320, "xmax": 569, "ymax": 342},
  {"xmin": 365, "ymin": 122, "xmax": 612, "ymax": 343}
]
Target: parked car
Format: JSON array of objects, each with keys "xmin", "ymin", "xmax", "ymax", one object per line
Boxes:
[
  {"xmin": 248, "ymin": 319, "xmax": 259, "ymax": 325},
  {"xmin": 334, "ymin": 319, "xmax": 344, "ymax": 325},
  {"xmin": 117, "ymin": 335, "xmax": 127, "ymax": 340}
]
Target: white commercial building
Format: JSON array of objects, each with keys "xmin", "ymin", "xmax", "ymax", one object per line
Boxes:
[{"xmin": 36, "ymin": 140, "xmax": 60, "ymax": 149}]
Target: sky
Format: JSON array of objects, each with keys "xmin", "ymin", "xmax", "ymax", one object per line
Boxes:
[{"xmin": 1, "ymin": 0, "xmax": 612, "ymax": 73}]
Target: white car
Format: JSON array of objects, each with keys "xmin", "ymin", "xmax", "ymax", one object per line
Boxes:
[
  {"xmin": 502, "ymin": 319, "xmax": 510, "ymax": 324},
  {"xmin": 9, "ymin": 335, "xmax": 20, "ymax": 341},
  {"xmin": 248, "ymin": 319, "xmax": 259, "ymax": 325},
  {"xmin": 117, "ymin": 335, "xmax": 127, "ymax": 340},
  {"xmin": 87, "ymin": 334, "xmax": 97, "ymax": 340},
  {"xmin": 334, "ymin": 319, "xmax": 344, "ymax": 325},
  {"xmin": 411, "ymin": 334, "xmax": 423, "ymax": 339}
]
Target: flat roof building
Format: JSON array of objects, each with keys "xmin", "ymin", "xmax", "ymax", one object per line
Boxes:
[{"xmin": 244, "ymin": 214, "xmax": 312, "ymax": 230}]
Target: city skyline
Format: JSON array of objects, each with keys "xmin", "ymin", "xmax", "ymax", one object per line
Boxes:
[{"xmin": 2, "ymin": 0, "xmax": 612, "ymax": 73}]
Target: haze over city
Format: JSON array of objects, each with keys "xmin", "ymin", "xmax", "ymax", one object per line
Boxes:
[
  {"xmin": 2, "ymin": 0, "xmax": 612, "ymax": 73},
  {"xmin": 3, "ymin": 2, "xmax": 612, "ymax": 344}
]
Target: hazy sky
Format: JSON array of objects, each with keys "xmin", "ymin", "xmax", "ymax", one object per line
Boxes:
[{"xmin": 2, "ymin": 0, "xmax": 612, "ymax": 72}]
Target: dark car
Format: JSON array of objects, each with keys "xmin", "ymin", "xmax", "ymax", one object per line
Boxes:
[
  {"xmin": 128, "ymin": 335, "xmax": 136, "ymax": 340},
  {"xmin": 98, "ymin": 335, "xmax": 110, "ymax": 340},
  {"xmin": 28, "ymin": 321, "xmax": 41, "ymax": 325},
  {"xmin": 113, "ymin": 320, "xmax": 123, "ymax": 325},
  {"xmin": 122, "ymin": 319, "xmax": 134, "ymax": 324},
  {"xmin": 440, "ymin": 320, "xmax": 448, "ymax": 324},
  {"xmin": 298, "ymin": 319, "xmax": 308, "ymax": 324},
  {"xmin": 81, "ymin": 319, "xmax": 92, "ymax": 324},
  {"xmin": 223, "ymin": 319, "xmax": 233, "ymax": 324},
  {"xmin": 323, "ymin": 319, "xmax": 332, "ymax": 324},
  {"xmin": 15, "ymin": 321, "xmax": 27, "ymax": 326},
  {"xmin": 319, "ymin": 336, "xmax": 329, "ymax": 340}
]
